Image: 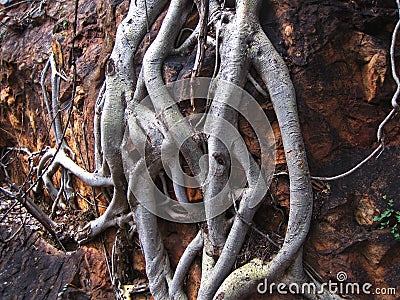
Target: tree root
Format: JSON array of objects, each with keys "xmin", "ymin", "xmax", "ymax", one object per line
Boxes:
[
  {"xmin": 78, "ymin": 0, "xmax": 169, "ymax": 243},
  {"xmin": 205, "ymin": 15, "xmax": 315, "ymax": 299},
  {"xmin": 127, "ymin": 167, "xmax": 173, "ymax": 299},
  {"xmin": 170, "ymin": 230, "xmax": 204, "ymax": 299},
  {"xmin": 32, "ymin": 0, "xmax": 362, "ymax": 299}
]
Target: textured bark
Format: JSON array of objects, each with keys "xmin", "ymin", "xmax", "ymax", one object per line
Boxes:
[{"xmin": 1, "ymin": 0, "xmax": 400, "ymax": 299}]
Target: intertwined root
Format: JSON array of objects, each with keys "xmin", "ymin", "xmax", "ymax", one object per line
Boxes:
[{"xmin": 35, "ymin": 0, "xmax": 344, "ymax": 299}]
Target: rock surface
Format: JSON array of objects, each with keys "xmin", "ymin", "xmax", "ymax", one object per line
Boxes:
[{"xmin": 1, "ymin": 0, "xmax": 400, "ymax": 299}]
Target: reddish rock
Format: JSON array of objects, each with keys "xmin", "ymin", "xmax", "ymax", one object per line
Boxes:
[
  {"xmin": 1, "ymin": 0, "xmax": 400, "ymax": 299},
  {"xmin": 355, "ymin": 195, "xmax": 380, "ymax": 227}
]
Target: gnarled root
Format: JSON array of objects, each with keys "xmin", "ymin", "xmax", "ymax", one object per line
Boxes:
[
  {"xmin": 33, "ymin": 0, "xmax": 349, "ymax": 298},
  {"xmin": 89, "ymin": 0, "xmax": 168, "ymax": 243}
]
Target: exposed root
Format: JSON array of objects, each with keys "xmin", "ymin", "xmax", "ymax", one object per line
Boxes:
[
  {"xmin": 169, "ymin": 230, "xmax": 203, "ymax": 299},
  {"xmin": 197, "ymin": 0, "xmax": 268, "ymax": 297},
  {"xmin": 77, "ymin": 204, "xmax": 132, "ymax": 244},
  {"xmin": 209, "ymin": 20, "xmax": 315, "ymax": 298},
  {"xmin": 127, "ymin": 172, "xmax": 173, "ymax": 299},
  {"xmin": 28, "ymin": 0, "xmax": 385, "ymax": 299},
  {"xmin": 190, "ymin": 0, "xmax": 209, "ymax": 109},
  {"xmin": 94, "ymin": 82, "xmax": 106, "ymax": 172},
  {"xmin": 143, "ymin": 0, "xmax": 204, "ymax": 178},
  {"xmin": 77, "ymin": 0, "xmax": 169, "ymax": 243},
  {"xmin": 36, "ymin": 148, "xmax": 113, "ymax": 188}
]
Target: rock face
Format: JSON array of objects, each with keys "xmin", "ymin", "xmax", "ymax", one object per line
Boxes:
[
  {"xmin": 1, "ymin": 0, "xmax": 400, "ymax": 299},
  {"xmin": 0, "ymin": 228, "xmax": 114, "ymax": 299}
]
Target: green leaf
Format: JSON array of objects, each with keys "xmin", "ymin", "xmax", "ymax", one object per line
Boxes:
[
  {"xmin": 381, "ymin": 210, "xmax": 392, "ymax": 218},
  {"xmin": 383, "ymin": 195, "xmax": 387, "ymax": 200}
]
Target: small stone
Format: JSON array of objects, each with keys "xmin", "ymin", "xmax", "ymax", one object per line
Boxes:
[{"xmin": 355, "ymin": 195, "xmax": 379, "ymax": 227}]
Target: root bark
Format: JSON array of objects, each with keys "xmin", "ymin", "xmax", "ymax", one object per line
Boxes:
[{"xmin": 33, "ymin": 0, "xmax": 347, "ymax": 299}]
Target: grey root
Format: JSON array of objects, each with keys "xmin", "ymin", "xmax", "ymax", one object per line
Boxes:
[{"xmin": 32, "ymin": 0, "xmax": 400, "ymax": 299}]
